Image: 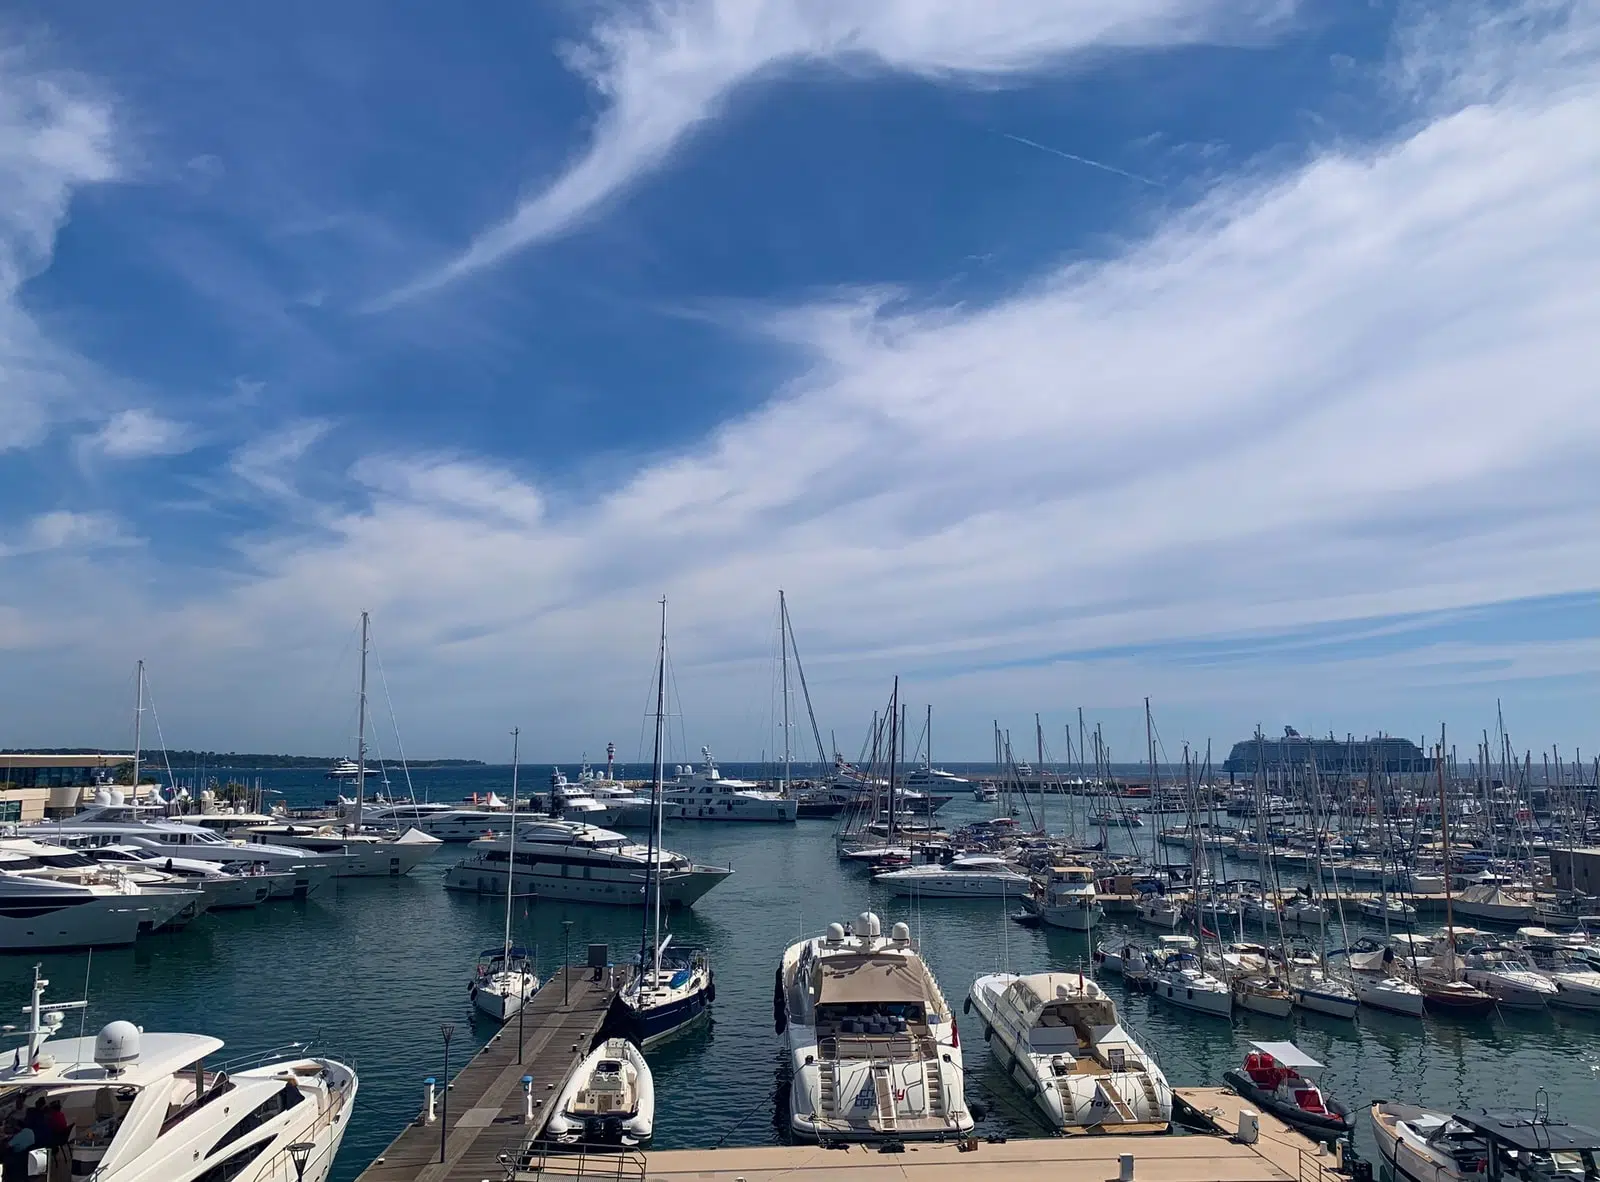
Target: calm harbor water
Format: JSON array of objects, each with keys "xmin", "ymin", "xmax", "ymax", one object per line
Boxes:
[{"xmin": 7, "ymin": 765, "xmax": 1599, "ymax": 1181}]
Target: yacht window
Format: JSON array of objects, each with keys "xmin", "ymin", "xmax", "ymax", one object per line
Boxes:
[
  {"xmin": 194, "ymin": 1139, "xmax": 270, "ymax": 1182},
  {"xmin": 207, "ymin": 1088, "xmax": 294, "ymax": 1157}
]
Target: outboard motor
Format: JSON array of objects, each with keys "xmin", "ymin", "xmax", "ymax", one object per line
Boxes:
[
  {"xmin": 602, "ymin": 1115, "xmax": 624, "ymax": 1144},
  {"xmin": 583, "ymin": 1116, "xmax": 604, "ymax": 1144}
]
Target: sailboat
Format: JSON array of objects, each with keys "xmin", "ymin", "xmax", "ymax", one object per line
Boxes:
[
  {"xmin": 616, "ymin": 598, "xmax": 715, "ymax": 1046},
  {"xmin": 469, "ymin": 728, "xmax": 540, "ymax": 1022},
  {"xmin": 1415, "ymin": 727, "xmax": 1496, "ymax": 1016}
]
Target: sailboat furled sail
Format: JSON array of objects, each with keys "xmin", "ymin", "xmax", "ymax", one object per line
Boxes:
[{"xmin": 616, "ymin": 598, "xmax": 715, "ymax": 1046}]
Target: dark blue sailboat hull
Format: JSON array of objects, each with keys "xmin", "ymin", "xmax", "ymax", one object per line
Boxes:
[{"xmin": 619, "ymin": 977, "xmax": 714, "ymax": 1046}]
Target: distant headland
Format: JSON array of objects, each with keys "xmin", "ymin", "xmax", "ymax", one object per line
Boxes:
[{"xmin": 2, "ymin": 748, "xmax": 485, "ymax": 770}]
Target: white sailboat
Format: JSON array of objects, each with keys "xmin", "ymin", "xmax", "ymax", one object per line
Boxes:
[
  {"xmin": 616, "ymin": 598, "xmax": 715, "ymax": 1046},
  {"xmin": 468, "ymin": 728, "xmax": 540, "ymax": 1023}
]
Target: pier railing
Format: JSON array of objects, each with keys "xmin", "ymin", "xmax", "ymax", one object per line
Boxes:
[{"xmin": 509, "ymin": 1144, "xmax": 648, "ymax": 1182}]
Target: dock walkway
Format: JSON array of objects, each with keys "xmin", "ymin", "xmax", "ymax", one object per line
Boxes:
[
  {"xmin": 355, "ymin": 967, "xmax": 617, "ymax": 1182},
  {"xmin": 500, "ymin": 1087, "xmax": 1343, "ymax": 1182}
]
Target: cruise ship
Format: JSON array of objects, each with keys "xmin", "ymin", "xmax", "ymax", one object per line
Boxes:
[
  {"xmin": 776, "ymin": 911, "xmax": 973, "ymax": 1143},
  {"xmin": 443, "ymin": 820, "xmax": 732, "ymax": 907}
]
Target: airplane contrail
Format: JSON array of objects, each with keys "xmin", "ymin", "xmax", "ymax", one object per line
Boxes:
[{"xmin": 1000, "ymin": 132, "xmax": 1162, "ymax": 188}]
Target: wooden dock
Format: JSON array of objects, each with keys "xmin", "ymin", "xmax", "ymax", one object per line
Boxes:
[
  {"xmin": 503, "ymin": 1086, "xmax": 1340, "ymax": 1182},
  {"xmin": 354, "ymin": 966, "xmax": 617, "ymax": 1182},
  {"xmin": 497, "ymin": 1088, "xmax": 1344, "ymax": 1182}
]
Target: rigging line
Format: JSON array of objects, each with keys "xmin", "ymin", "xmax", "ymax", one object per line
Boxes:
[
  {"xmin": 140, "ymin": 669, "xmax": 180, "ymax": 794},
  {"xmin": 369, "ymin": 637, "xmax": 417, "ymax": 805}
]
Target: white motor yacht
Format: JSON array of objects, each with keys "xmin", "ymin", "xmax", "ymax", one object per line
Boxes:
[
  {"xmin": 0, "ymin": 861, "xmax": 200, "ymax": 950},
  {"xmin": 665, "ymin": 749, "xmax": 797, "ymax": 821},
  {"xmin": 1094, "ymin": 939, "xmax": 1152, "ymax": 983},
  {"xmin": 1518, "ymin": 938, "xmax": 1600, "ymax": 1010},
  {"xmin": 0, "ymin": 966, "xmax": 357, "ymax": 1181},
  {"xmin": 777, "ymin": 912, "xmax": 973, "ymax": 1143},
  {"xmin": 966, "ymin": 971, "xmax": 1171, "ymax": 1133},
  {"xmin": 81, "ymin": 845, "xmax": 278, "ymax": 909},
  {"xmin": 1372, "ymin": 1102, "xmax": 1600, "ymax": 1182},
  {"xmin": 27, "ymin": 807, "xmax": 340, "ymax": 898},
  {"xmin": 0, "ymin": 839, "xmax": 210, "ymax": 932},
  {"xmin": 348, "ymin": 798, "xmax": 516, "ymax": 842},
  {"xmin": 444, "ymin": 820, "xmax": 732, "ymax": 908},
  {"xmin": 1460, "ymin": 945, "xmax": 1558, "ymax": 1008},
  {"xmin": 875, "ymin": 854, "xmax": 1030, "ymax": 898},
  {"xmin": 240, "ymin": 822, "xmax": 441, "ymax": 877},
  {"xmin": 544, "ymin": 1038, "xmax": 653, "ymax": 1147},
  {"xmin": 1135, "ymin": 894, "xmax": 1183, "ymax": 929},
  {"xmin": 1359, "ymin": 897, "xmax": 1417, "ymax": 925},
  {"xmin": 1146, "ymin": 942, "xmax": 1233, "ymax": 1018},
  {"xmin": 1024, "ymin": 865, "xmax": 1104, "ymax": 931},
  {"xmin": 972, "ymin": 784, "xmax": 999, "ymax": 803}
]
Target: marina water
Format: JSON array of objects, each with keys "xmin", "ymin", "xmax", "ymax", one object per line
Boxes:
[{"xmin": 7, "ymin": 765, "xmax": 1599, "ymax": 1181}]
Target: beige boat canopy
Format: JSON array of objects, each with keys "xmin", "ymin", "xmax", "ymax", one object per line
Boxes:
[
  {"xmin": 818, "ymin": 955, "xmax": 936, "ymax": 1005},
  {"xmin": 1010, "ymin": 973, "xmax": 1118, "ymax": 1027}
]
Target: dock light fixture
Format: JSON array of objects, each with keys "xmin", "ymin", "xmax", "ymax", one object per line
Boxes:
[
  {"xmin": 439, "ymin": 1022, "xmax": 457, "ymax": 1162},
  {"xmin": 289, "ymin": 1141, "xmax": 314, "ymax": 1182}
]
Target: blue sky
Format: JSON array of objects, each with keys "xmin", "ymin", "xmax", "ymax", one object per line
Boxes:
[{"xmin": 2, "ymin": 0, "xmax": 1598, "ymax": 763}]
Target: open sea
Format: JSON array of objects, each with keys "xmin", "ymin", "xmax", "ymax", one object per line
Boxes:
[{"xmin": 7, "ymin": 764, "xmax": 1599, "ymax": 1181}]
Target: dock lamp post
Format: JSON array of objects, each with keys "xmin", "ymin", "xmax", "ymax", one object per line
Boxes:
[
  {"xmin": 439, "ymin": 1021, "xmax": 456, "ymax": 1163},
  {"xmin": 563, "ymin": 920, "xmax": 574, "ymax": 1005},
  {"xmin": 288, "ymin": 1141, "xmax": 314, "ymax": 1182}
]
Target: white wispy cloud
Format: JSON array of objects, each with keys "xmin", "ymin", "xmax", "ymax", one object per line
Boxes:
[
  {"xmin": 377, "ymin": 0, "xmax": 1292, "ymax": 305},
  {"xmin": 81, "ymin": 408, "xmax": 193, "ymax": 459},
  {"xmin": 228, "ymin": 419, "xmax": 333, "ymax": 503},
  {"xmin": 130, "ymin": 0, "xmax": 1593, "ymax": 757},
  {"xmin": 0, "ymin": 510, "xmax": 127, "ymax": 558},
  {"xmin": 0, "ymin": 48, "xmax": 117, "ymax": 449}
]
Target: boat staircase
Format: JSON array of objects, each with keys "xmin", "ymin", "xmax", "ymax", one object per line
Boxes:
[
  {"xmin": 922, "ymin": 1060, "xmax": 945, "ymax": 1114},
  {"xmin": 1138, "ymin": 1073, "xmax": 1163, "ymax": 1117},
  {"xmin": 818, "ymin": 1062, "xmax": 838, "ymax": 1114},
  {"xmin": 873, "ymin": 1065, "xmax": 898, "ymax": 1130}
]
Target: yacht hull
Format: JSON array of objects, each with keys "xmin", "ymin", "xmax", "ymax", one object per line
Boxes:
[
  {"xmin": 446, "ymin": 864, "xmax": 729, "ymax": 908},
  {"xmin": 617, "ymin": 979, "xmax": 713, "ymax": 1047}
]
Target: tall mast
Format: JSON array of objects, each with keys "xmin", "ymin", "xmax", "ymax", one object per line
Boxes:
[
  {"xmin": 887, "ymin": 678, "xmax": 899, "ymax": 846},
  {"xmin": 131, "ymin": 659, "xmax": 144, "ymax": 795},
  {"xmin": 1437, "ymin": 725, "xmax": 1457, "ymax": 966},
  {"xmin": 1145, "ymin": 697, "xmax": 1158, "ymax": 867},
  {"xmin": 927, "ymin": 704, "xmax": 933, "ymax": 768},
  {"xmin": 356, "ymin": 611, "xmax": 369, "ymax": 832},
  {"xmin": 503, "ymin": 727, "xmax": 520, "ymax": 960},
  {"xmin": 779, "ymin": 590, "xmax": 791, "ymax": 796},
  {"xmin": 641, "ymin": 597, "xmax": 668, "ymax": 997}
]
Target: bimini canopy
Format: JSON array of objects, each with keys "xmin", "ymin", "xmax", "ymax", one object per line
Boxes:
[
  {"xmin": 818, "ymin": 955, "xmax": 934, "ymax": 1006},
  {"xmin": 1248, "ymin": 1041, "xmax": 1323, "ymax": 1070}
]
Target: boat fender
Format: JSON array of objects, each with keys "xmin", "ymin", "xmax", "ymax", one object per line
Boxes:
[
  {"xmin": 983, "ymin": 1023, "xmax": 993, "ymax": 1041},
  {"xmin": 962, "ymin": 997, "xmax": 971, "ymax": 1015},
  {"xmin": 773, "ymin": 967, "xmax": 787, "ymax": 1034},
  {"xmin": 707, "ymin": 978, "xmax": 716, "ymax": 1005},
  {"xmin": 1024, "ymin": 1082, "xmax": 1039, "ymax": 1099}
]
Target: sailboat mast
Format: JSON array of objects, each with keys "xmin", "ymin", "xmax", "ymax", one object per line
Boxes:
[
  {"xmin": 642, "ymin": 597, "xmax": 668, "ymax": 996},
  {"xmin": 504, "ymin": 727, "xmax": 520, "ymax": 959},
  {"xmin": 356, "ymin": 611, "xmax": 369, "ymax": 833},
  {"xmin": 887, "ymin": 679, "xmax": 899, "ymax": 846},
  {"xmin": 779, "ymin": 590, "xmax": 791, "ymax": 796},
  {"xmin": 1437, "ymin": 725, "xmax": 1456, "ymax": 949},
  {"xmin": 131, "ymin": 659, "xmax": 144, "ymax": 796}
]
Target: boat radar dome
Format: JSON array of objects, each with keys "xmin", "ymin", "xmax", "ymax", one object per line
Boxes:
[
  {"xmin": 891, "ymin": 922, "xmax": 911, "ymax": 943},
  {"xmin": 95, "ymin": 1021, "xmax": 143, "ymax": 1075},
  {"xmin": 826, "ymin": 923, "xmax": 846, "ymax": 944},
  {"xmin": 856, "ymin": 912, "xmax": 882, "ymax": 938}
]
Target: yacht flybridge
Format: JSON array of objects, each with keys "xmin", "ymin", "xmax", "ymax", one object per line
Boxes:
[
  {"xmin": 0, "ymin": 966, "xmax": 356, "ymax": 1181},
  {"xmin": 966, "ymin": 971, "xmax": 1171, "ymax": 1133},
  {"xmin": 776, "ymin": 911, "xmax": 973, "ymax": 1143}
]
